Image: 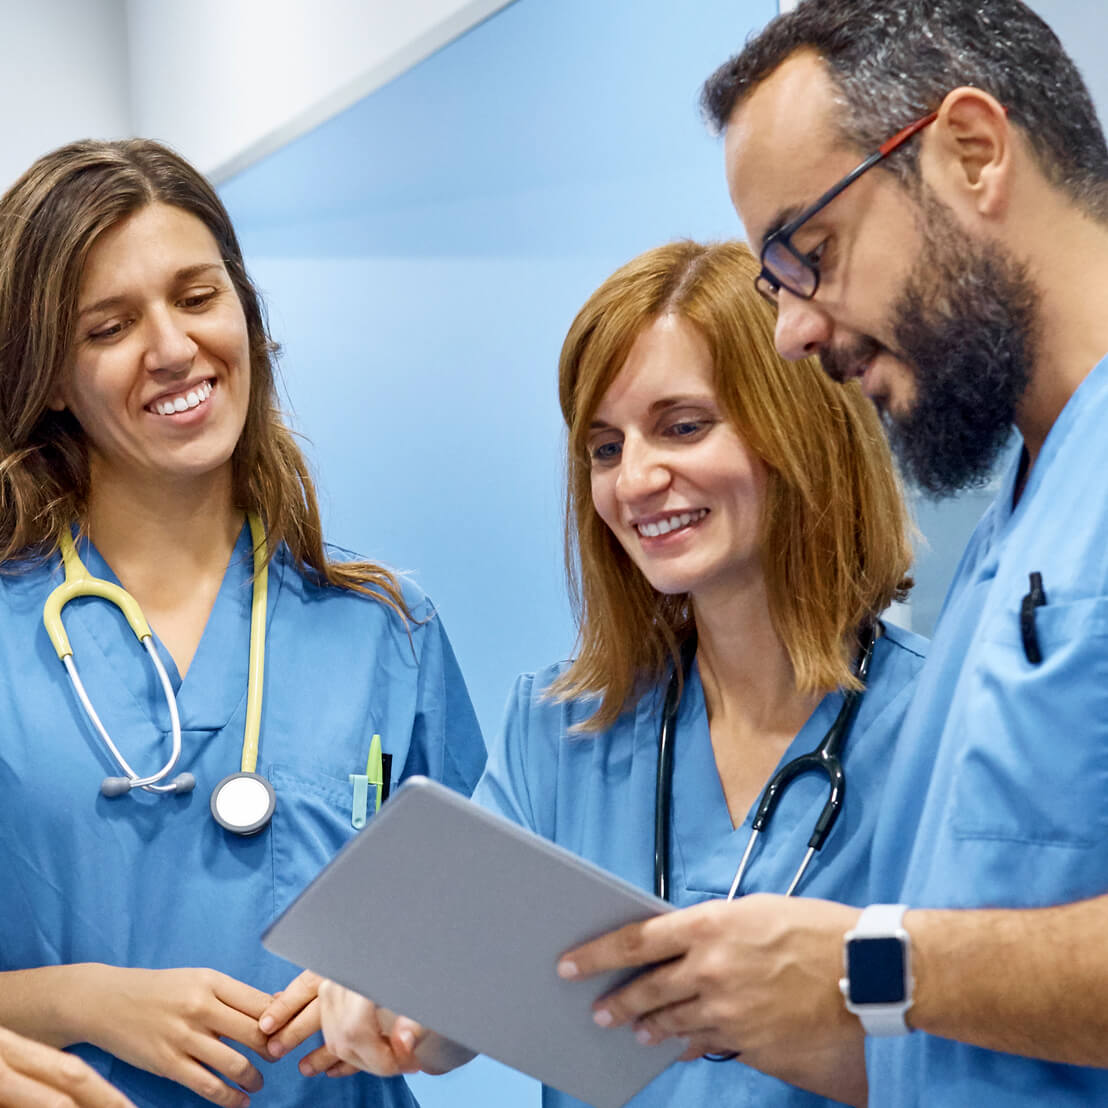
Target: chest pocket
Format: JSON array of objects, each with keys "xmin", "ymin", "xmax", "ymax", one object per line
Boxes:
[
  {"xmin": 269, "ymin": 763, "xmax": 369, "ymax": 918},
  {"xmin": 951, "ymin": 594, "xmax": 1108, "ymax": 846}
]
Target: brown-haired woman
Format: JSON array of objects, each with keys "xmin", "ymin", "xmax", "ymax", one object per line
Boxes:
[
  {"xmin": 0, "ymin": 139, "xmax": 485, "ymax": 1107},
  {"xmin": 317, "ymin": 240, "xmax": 926, "ymax": 1106}
]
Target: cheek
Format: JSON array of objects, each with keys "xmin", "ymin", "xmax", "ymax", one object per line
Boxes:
[{"xmin": 589, "ymin": 471, "xmax": 620, "ymax": 532}]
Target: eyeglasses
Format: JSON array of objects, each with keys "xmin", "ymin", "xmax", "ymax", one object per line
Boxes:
[{"xmin": 755, "ymin": 110, "xmax": 939, "ymax": 304}]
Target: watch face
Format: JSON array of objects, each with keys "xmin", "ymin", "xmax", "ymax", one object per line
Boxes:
[{"xmin": 847, "ymin": 936, "xmax": 906, "ymax": 1005}]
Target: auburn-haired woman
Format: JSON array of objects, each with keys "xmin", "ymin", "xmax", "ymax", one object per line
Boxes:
[
  {"xmin": 0, "ymin": 139, "xmax": 485, "ymax": 1107},
  {"xmin": 316, "ymin": 240, "xmax": 926, "ymax": 1107}
]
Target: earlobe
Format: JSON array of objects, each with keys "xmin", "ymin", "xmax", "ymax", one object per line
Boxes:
[
  {"xmin": 930, "ymin": 87, "xmax": 1011, "ymax": 217},
  {"xmin": 46, "ymin": 388, "xmax": 67, "ymax": 413}
]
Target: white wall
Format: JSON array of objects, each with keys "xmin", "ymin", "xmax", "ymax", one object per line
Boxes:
[
  {"xmin": 0, "ymin": 0, "xmax": 130, "ymax": 191},
  {"xmin": 125, "ymin": 0, "xmax": 514, "ymax": 182}
]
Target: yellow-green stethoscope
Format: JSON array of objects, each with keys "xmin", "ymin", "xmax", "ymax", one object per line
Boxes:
[{"xmin": 43, "ymin": 513, "xmax": 275, "ymax": 835}]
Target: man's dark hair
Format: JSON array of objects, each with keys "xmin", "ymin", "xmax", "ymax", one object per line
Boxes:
[{"xmin": 702, "ymin": 0, "xmax": 1108, "ymax": 219}]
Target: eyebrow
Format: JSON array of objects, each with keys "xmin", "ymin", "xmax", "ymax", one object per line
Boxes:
[
  {"xmin": 77, "ymin": 263, "xmax": 225, "ymax": 319},
  {"xmin": 588, "ymin": 394, "xmax": 716, "ymax": 429},
  {"xmin": 760, "ymin": 203, "xmax": 808, "ymax": 249}
]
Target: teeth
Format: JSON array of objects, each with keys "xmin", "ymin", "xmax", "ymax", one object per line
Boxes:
[
  {"xmin": 636, "ymin": 509, "xmax": 707, "ymax": 538},
  {"xmin": 152, "ymin": 380, "xmax": 212, "ymax": 416}
]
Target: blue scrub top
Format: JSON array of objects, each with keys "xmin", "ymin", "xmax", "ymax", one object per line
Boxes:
[
  {"xmin": 0, "ymin": 523, "xmax": 486, "ymax": 1107},
  {"xmin": 474, "ymin": 623, "xmax": 926, "ymax": 1108},
  {"xmin": 867, "ymin": 353, "xmax": 1108, "ymax": 1105}
]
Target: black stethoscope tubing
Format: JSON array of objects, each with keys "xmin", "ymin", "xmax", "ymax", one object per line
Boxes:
[{"xmin": 653, "ymin": 624, "xmax": 878, "ymax": 902}]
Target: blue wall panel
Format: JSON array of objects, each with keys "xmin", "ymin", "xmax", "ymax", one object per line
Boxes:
[{"xmin": 219, "ymin": 0, "xmax": 773, "ymax": 1103}]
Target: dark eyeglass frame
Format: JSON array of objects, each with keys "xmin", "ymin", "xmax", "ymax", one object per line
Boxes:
[{"xmin": 755, "ymin": 110, "xmax": 939, "ymax": 304}]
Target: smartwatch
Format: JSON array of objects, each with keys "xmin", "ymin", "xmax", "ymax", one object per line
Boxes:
[{"xmin": 839, "ymin": 903, "xmax": 914, "ymax": 1036}]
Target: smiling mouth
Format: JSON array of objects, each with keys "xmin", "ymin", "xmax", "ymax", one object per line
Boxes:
[
  {"xmin": 635, "ymin": 509, "xmax": 708, "ymax": 538},
  {"xmin": 147, "ymin": 379, "xmax": 214, "ymax": 416}
]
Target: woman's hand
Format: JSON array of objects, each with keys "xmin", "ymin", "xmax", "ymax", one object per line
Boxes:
[
  {"xmin": 257, "ymin": 970, "xmax": 359, "ymax": 1078},
  {"xmin": 316, "ymin": 980, "xmax": 426, "ymax": 1076},
  {"xmin": 76, "ymin": 965, "xmax": 275, "ymax": 1108},
  {"xmin": 0, "ymin": 1025, "xmax": 137, "ymax": 1108},
  {"xmin": 317, "ymin": 980, "xmax": 476, "ymax": 1077}
]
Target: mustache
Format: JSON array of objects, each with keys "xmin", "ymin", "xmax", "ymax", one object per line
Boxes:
[{"xmin": 820, "ymin": 336, "xmax": 885, "ymax": 383}]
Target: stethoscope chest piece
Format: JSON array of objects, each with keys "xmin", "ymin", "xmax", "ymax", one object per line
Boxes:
[{"xmin": 210, "ymin": 771, "xmax": 275, "ymax": 835}]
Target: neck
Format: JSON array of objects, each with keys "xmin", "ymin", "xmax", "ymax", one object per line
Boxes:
[
  {"xmin": 1011, "ymin": 197, "xmax": 1108, "ymax": 463},
  {"xmin": 84, "ymin": 462, "xmax": 242, "ymax": 596},
  {"xmin": 691, "ymin": 581, "xmax": 815, "ymax": 734}
]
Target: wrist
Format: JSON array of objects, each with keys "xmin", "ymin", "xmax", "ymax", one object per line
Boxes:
[
  {"xmin": 1, "ymin": 964, "xmax": 107, "ymax": 1048},
  {"xmin": 840, "ymin": 904, "xmax": 915, "ymax": 1036}
]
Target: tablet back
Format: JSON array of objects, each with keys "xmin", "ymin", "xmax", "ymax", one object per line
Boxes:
[{"xmin": 263, "ymin": 776, "xmax": 685, "ymax": 1107}]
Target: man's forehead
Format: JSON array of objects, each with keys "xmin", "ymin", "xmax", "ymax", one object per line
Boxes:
[{"xmin": 724, "ymin": 51, "xmax": 846, "ymax": 245}]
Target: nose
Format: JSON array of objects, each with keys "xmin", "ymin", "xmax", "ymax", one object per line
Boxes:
[
  {"xmin": 615, "ymin": 435, "xmax": 670, "ymax": 504},
  {"xmin": 142, "ymin": 307, "xmax": 198, "ymax": 375},
  {"xmin": 774, "ymin": 288, "xmax": 833, "ymax": 362}
]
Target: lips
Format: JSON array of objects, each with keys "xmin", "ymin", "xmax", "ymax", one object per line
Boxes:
[
  {"xmin": 146, "ymin": 378, "xmax": 214, "ymax": 416},
  {"xmin": 634, "ymin": 508, "xmax": 709, "ymax": 538}
]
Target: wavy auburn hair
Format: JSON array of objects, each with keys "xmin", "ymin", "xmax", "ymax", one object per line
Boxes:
[
  {"xmin": 0, "ymin": 138, "xmax": 409, "ymax": 620},
  {"xmin": 551, "ymin": 241, "xmax": 912, "ymax": 729}
]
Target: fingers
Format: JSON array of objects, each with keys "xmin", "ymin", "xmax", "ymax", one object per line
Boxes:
[
  {"xmin": 296, "ymin": 1041, "xmax": 359, "ymax": 1078},
  {"xmin": 590, "ymin": 956, "xmax": 698, "ymax": 1031},
  {"xmin": 258, "ymin": 971, "xmax": 322, "ymax": 1038},
  {"xmin": 263, "ymin": 996, "xmax": 322, "ymax": 1061},
  {"xmin": 0, "ymin": 1027, "xmax": 136, "ymax": 1108},
  {"xmin": 159, "ymin": 1052, "xmax": 255, "ymax": 1108},
  {"xmin": 317, "ymin": 981, "xmax": 417, "ymax": 1077},
  {"xmin": 558, "ymin": 910, "xmax": 701, "ymax": 981},
  {"xmin": 211, "ymin": 972, "xmax": 275, "ymax": 1023}
]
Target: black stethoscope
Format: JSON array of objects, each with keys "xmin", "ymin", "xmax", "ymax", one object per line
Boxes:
[{"xmin": 653, "ymin": 624, "xmax": 878, "ymax": 903}]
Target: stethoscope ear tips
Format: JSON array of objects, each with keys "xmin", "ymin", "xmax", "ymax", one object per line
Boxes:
[{"xmin": 101, "ymin": 773, "xmax": 196, "ymax": 796}]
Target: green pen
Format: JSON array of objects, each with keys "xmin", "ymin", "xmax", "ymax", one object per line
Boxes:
[
  {"xmin": 349, "ymin": 733, "xmax": 385, "ymax": 829},
  {"xmin": 367, "ymin": 733, "xmax": 385, "ymax": 814}
]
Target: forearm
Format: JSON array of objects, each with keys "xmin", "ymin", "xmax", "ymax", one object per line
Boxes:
[
  {"xmin": 0, "ymin": 964, "xmax": 108, "ymax": 1048},
  {"xmin": 906, "ymin": 896, "xmax": 1108, "ymax": 1065},
  {"xmin": 742, "ymin": 1038, "xmax": 867, "ymax": 1107}
]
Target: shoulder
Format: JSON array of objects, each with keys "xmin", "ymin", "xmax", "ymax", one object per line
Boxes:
[
  {"xmin": 0, "ymin": 554, "xmax": 60, "ymax": 611},
  {"xmin": 272, "ymin": 541, "xmax": 441, "ymax": 656},
  {"xmin": 501, "ymin": 660, "xmax": 648, "ymax": 752},
  {"xmin": 850, "ymin": 620, "xmax": 927, "ymax": 738},
  {"xmin": 877, "ymin": 620, "xmax": 928, "ymax": 665}
]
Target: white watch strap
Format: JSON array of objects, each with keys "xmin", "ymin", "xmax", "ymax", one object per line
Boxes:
[
  {"xmin": 858, "ymin": 903, "xmax": 908, "ymax": 933},
  {"xmin": 843, "ymin": 903, "xmax": 914, "ymax": 1037}
]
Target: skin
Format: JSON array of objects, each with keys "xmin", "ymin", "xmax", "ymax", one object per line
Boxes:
[
  {"xmin": 0, "ymin": 203, "xmax": 342, "ymax": 1103},
  {"xmin": 316, "ymin": 312, "xmax": 865, "ymax": 1103},
  {"xmin": 549, "ymin": 48, "xmax": 1108, "ymax": 1091},
  {"xmin": 0, "ymin": 1025, "xmax": 137, "ymax": 1108}
]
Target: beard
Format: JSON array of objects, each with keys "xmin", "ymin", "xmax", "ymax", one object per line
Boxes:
[{"xmin": 826, "ymin": 195, "xmax": 1038, "ymax": 498}]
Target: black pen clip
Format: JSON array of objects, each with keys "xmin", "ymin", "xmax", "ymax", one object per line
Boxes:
[{"xmin": 1019, "ymin": 571, "xmax": 1047, "ymax": 665}]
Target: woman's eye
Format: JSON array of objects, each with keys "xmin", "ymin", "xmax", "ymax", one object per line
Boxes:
[
  {"xmin": 180, "ymin": 290, "xmax": 216, "ymax": 309},
  {"xmin": 666, "ymin": 419, "xmax": 710, "ymax": 439},
  {"xmin": 589, "ymin": 440, "xmax": 622, "ymax": 464},
  {"xmin": 88, "ymin": 321, "xmax": 125, "ymax": 341}
]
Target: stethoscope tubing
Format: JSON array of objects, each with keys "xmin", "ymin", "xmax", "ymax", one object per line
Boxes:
[
  {"xmin": 63, "ymin": 642, "xmax": 184, "ymax": 792},
  {"xmin": 44, "ymin": 516, "xmax": 268, "ymax": 816},
  {"xmin": 654, "ymin": 624, "xmax": 877, "ymax": 902}
]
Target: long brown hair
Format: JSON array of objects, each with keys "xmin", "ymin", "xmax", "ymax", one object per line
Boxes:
[
  {"xmin": 552, "ymin": 240, "xmax": 912, "ymax": 729},
  {"xmin": 0, "ymin": 138, "xmax": 410, "ymax": 620}
]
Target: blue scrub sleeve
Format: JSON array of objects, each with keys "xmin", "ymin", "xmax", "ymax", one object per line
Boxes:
[
  {"xmin": 473, "ymin": 670, "xmax": 561, "ymax": 840},
  {"xmin": 396, "ymin": 609, "xmax": 487, "ymax": 796}
]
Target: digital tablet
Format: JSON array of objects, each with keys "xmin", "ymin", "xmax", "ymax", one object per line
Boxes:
[{"xmin": 263, "ymin": 775, "xmax": 685, "ymax": 1107}]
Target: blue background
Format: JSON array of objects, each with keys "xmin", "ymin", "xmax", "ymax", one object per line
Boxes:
[{"xmin": 220, "ymin": 0, "xmax": 773, "ymax": 1102}]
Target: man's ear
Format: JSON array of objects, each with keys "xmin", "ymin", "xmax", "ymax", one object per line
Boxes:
[{"xmin": 926, "ymin": 86, "xmax": 1012, "ymax": 218}]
